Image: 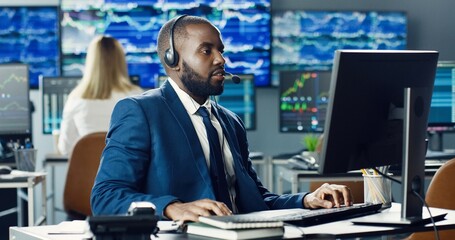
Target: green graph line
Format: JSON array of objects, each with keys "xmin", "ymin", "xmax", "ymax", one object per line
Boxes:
[{"xmin": 0, "ymin": 74, "xmax": 27, "ymax": 90}]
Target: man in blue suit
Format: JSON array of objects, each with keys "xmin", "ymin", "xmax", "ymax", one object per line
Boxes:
[{"xmin": 91, "ymin": 15, "xmax": 353, "ymax": 222}]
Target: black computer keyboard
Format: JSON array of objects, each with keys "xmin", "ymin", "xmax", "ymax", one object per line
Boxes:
[{"xmin": 269, "ymin": 203, "xmax": 383, "ymax": 226}]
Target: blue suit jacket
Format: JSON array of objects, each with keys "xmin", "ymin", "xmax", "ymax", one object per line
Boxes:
[{"xmin": 91, "ymin": 81, "xmax": 307, "ymax": 217}]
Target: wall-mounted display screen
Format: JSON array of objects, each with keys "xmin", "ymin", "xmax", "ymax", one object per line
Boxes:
[
  {"xmin": 428, "ymin": 61, "xmax": 455, "ymax": 131},
  {"xmin": 40, "ymin": 76, "xmax": 81, "ymax": 135},
  {"xmin": 0, "ymin": 6, "xmax": 60, "ymax": 89},
  {"xmin": 279, "ymin": 71, "xmax": 331, "ymax": 133},
  {"xmin": 0, "ymin": 64, "xmax": 30, "ymax": 135},
  {"xmin": 61, "ymin": 0, "xmax": 271, "ymax": 88},
  {"xmin": 272, "ymin": 10, "xmax": 407, "ymax": 86}
]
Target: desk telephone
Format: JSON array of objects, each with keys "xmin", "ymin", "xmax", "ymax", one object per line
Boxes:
[
  {"xmin": 287, "ymin": 154, "xmax": 319, "ymax": 171},
  {"xmin": 88, "ymin": 201, "xmax": 159, "ymax": 240}
]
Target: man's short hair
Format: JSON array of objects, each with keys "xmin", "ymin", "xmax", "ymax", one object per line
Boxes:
[{"xmin": 157, "ymin": 15, "xmax": 216, "ymax": 67}]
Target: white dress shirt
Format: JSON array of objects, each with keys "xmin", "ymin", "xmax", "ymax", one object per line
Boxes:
[{"xmin": 57, "ymin": 88, "xmax": 144, "ymax": 156}]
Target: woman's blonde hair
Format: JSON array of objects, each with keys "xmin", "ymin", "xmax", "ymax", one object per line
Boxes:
[{"xmin": 74, "ymin": 36, "xmax": 137, "ymax": 99}]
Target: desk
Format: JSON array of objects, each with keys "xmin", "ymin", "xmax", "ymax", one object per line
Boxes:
[
  {"xmin": 0, "ymin": 172, "xmax": 47, "ymax": 226},
  {"xmin": 43, "ymin": 153, "xmax": 67, "ymax": 224},
  {"xmin": 277, "ymin": 163, "xmax": 444, "ymax": 195},
  {"xmin": 9, "ymin": 204, "xmax": 455, "ymax": 239},
  {"xmin": 276, "ymin": 165, "xmax": 363, "ymax": 195}
]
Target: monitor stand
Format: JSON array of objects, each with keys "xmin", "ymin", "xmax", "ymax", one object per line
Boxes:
[{"xmin": 354, "ymin": 88, "xmax": 447, "ymax": 226}]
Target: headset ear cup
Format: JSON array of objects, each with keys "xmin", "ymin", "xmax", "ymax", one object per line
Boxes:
[
  {"xmin": 165, "ymin": 48, "xmax": 179, "ymax": 68},
  {"xmin": 164, "ymin": 48, "xmax": 175, "ymax": 67},
  {"xmin": 165, "ymin": 15, "xmax": 186, "ymax": 68}
]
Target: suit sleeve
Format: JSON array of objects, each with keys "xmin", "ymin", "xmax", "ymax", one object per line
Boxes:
[{"xmin": 90, "ymin": 98, "xmax": 179, "ymax": 216}]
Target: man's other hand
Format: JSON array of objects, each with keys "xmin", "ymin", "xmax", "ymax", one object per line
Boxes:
[{"xmin": 303, "ymin": 183, "xmax": 353, "ymax": 209}]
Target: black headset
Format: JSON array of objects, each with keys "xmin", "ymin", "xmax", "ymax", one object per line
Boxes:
[{"xmin": 164, "ymin": 15, "xmax": 187, "ymax": 68}]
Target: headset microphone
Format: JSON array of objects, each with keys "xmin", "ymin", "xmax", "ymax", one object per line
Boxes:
[{"xmin": 224, "ymin": 72, "xmax": 241, "ymax": 84}]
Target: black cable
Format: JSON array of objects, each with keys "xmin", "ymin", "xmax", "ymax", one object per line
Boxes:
[
  {"xmin": 373, "ymin": 167, "xmax": 401, "ymax": 184},
  {"xmin": 372, "ymin": 167, "xmax": 440, "ymax": 239},
  {"xmin": 412, "ymin": 190, "xmax": 440, "ymax": 240}
]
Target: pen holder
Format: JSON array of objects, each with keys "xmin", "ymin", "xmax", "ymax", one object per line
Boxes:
[
  {"xmin": 14, "ymin": 149, "xmax": 37, "ymax": 172},
  {"xmin": 363, "ymin": 174, "xmax": 392, "ymax": 208}
]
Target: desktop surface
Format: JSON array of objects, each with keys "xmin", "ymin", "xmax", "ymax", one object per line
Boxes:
[{"xmin": 9, "ymin": 203, "xmax": 455, "ymax": 239}]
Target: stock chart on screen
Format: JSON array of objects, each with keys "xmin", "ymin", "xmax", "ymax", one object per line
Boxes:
[
  {"xmin": 428, "ymin": 61, "xmax": 455, "ymax": 131},
  {"xmin": 272, "ymin": 10, "xmax": 407, "ymax": 86},
  {"xmin": 279, "ymin": 71, "xmax": 331, "ymax": 133},
  {"xmin": 0, "ymin": 64, "xmax": 30, "ymax": 135},
  {"xmin": 61, "ymin": 0, "xmax": 271, "ymax": 88},
  {"xmin": 0, "ymin": 7, "xmax": 59, "ymax": 89}
]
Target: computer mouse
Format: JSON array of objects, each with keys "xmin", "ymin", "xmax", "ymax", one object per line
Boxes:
[{"xmin": 0, "ymin": 166, "xmax": 12, "ymax": 175}]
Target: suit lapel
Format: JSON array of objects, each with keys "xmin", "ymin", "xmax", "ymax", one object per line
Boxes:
[
  {"xmin": 212, "ymin": 104, "xmax": 269, "ymax": 212},
  {"xmin": 161, "ymin": 82, "xmax": 213, "ymax": 191}
]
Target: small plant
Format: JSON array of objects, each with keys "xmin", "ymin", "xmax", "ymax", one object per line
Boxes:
[{"xmin": 302, "ymin": 134, "xmax": 319, "ymax": 152}]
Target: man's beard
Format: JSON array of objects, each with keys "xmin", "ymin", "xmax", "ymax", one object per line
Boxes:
[{"xmin": 180, "ymin": 60, "xmax": 224, "ymax": 98}]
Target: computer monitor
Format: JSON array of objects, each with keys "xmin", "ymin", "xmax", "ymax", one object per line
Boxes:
[
  {"xmin": 157, "ymin": 74, "xmax": 256, "ymax": 130},
  {"xmin": 214, "ymin": 74, "xmax": 256, "ymax": 130},
  {"xmin": 271, "ymin": 10, "xmax": 407, "ymax": 86},
  {"xmin": 40, "ymin": 76, "xmax": 81, "ymax": 135},
  {"xmin": 60, "ymin": 1, "xmax": 271, "ymax": 87},
  {"xmin": 427, "ymin": 61, "xmax": 455, "ymax": 131},
  {"xmin": 318, "ymin": 50, "xmax": 438, "ymax": 223},
  {"xmin": 0, "ymin": 6, "xmax": 60, "ymax": 89},
  {"xmin": 279, "ymin": 71, "xmax": 331, "ymax": 132},
  {"xmin": 0, "ymin": 63, "xmax": 31, "ymax": 165}
]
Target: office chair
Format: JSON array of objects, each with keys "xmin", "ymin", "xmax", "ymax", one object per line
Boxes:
[
  {"xmin": 407, "ymin": 159, "xmax": 455, "ymax": 240},
  {"xmin": 63, "ymin": 132, "xmax": 106, "ymax": 220}
]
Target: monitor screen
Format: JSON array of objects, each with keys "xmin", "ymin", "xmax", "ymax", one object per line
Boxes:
[
  {"xmin": 0, "ymin": 64, "xmax": 31, "ymax": 135},
  {"xmin": 427, "ymin": 61, "xmax": 455, "ymax": 131},
  {"xmin": 0, "ymin": 63, "xmax": 31, "ymax": 166},
  {"xmin": 214, "ymin": 74, "xmax": 256, "ymax": 130},
  {"xmin": 319, "ymin": 50, "xmax": 437, "ymax": 174},
  {"xmin": 271, "ymin": 10, "xmax": 407, "ymax": 86},
  {"xmin": 279, "ymin": 71, "xmax": 331, "ymax": 133},
  {"xmin": 60, "ymin": 0, "xmax": 271, "ymax": 88},
  {"xmin": 0, "ymin": 6, "xmax": 60, "ymax": 89},
  {"xmin": 318, "ymin": 50, "xmax": 438, "ymax": 220},
  {"xmin": 157, "ymin": 74, "xmax": 256, "ymax": 130},
  {"xmin": 40, "ymin": 76, "xmax": 81, "ymax": 135}
]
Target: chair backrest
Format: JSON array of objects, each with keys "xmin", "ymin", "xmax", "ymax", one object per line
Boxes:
[
  {"xmin": 407, "ymin": 159, "xmax": 455, "ymax": 240},
  {"xmin": 63, "ymin": 132, "xmax": 106, "ymax": 219}
]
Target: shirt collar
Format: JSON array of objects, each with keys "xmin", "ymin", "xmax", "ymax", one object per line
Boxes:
[{"xmin": 167, "ymin": 77, "xmax": 211, "ymax": 115}]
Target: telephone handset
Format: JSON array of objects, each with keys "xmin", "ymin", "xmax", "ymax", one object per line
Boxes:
[{"xmin": 88, "ymin": 201, "xmax": 159, "ymax": 239}]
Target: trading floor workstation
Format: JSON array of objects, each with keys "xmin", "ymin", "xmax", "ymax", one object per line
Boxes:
[{"xmin": 2, "ymin": 0, "xmax": 455, "ymax": 239}]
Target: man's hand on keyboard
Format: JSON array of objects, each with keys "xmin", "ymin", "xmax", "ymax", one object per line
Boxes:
[{"xmin": 303, "ymin": 183, "xmax": 353, "ymax": 209}]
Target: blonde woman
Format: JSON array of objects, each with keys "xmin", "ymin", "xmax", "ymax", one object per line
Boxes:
[{"xmin": 58, "ymin": 36, "xmax": 144, "ymax": 156}]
